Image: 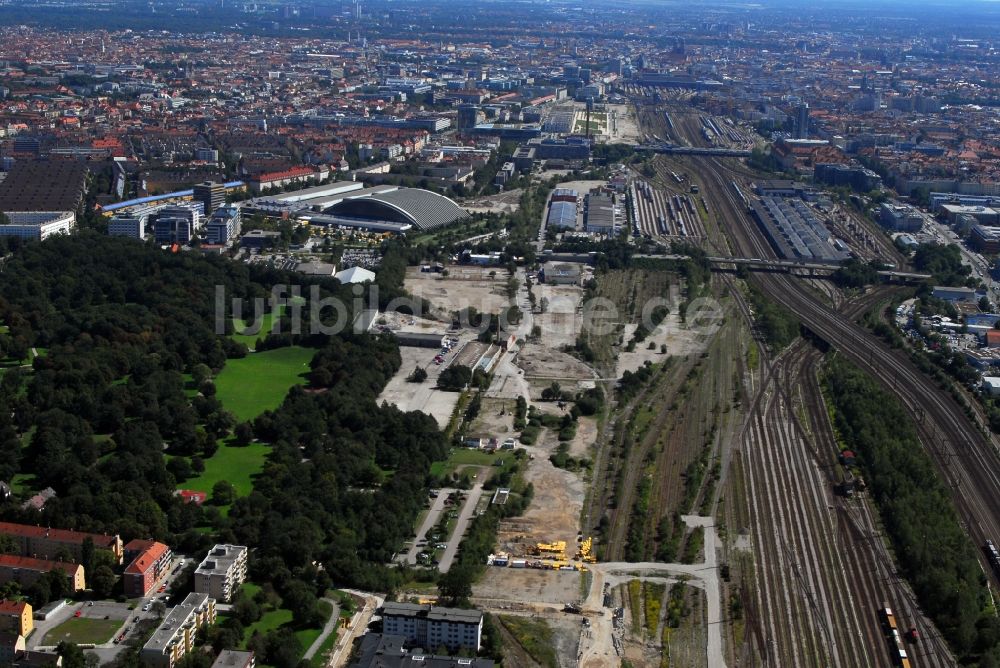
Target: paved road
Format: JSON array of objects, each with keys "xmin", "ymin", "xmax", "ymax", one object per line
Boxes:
[
  {"xmin": 398, "ymin": 488, "xmax": 455, "ymax": 565},
  {"xmin": 581, "ymin": 515, "xmax": 726, "ymax": 668},
  {"xmin": 326, "ymin": 590, "xmax": 384, "ymax": 668},
  {"xmin": 438, "ymin": 483, "xmax": 485, "ymax": 573},
  {"xmin": 302, "ymin": 598, "xmax": 340, "ymax": 661}
]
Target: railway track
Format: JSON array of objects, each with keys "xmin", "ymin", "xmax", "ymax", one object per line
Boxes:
[{"xmin": 672, "ymin": 150, "xmax": 964, "ymax": 665}]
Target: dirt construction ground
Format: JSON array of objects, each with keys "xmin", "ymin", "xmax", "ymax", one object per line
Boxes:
[
  {"xmin": 404, "ymin": 266, "xmax": 511, "ymax": 318},
  {"xmin": 496, "ymin": 436, "xmax": 587, "ymax": 560},
  {"xmin": 518, "ymin": 344, "xmax": 596, "ymax": 383},
  {"xmin": 474, "ymin": 568, "xmax": 581, "ymax": 606},
  {"xmin": 615, "ymin": 309, "xmax": 718, "ymax": 378},
  {"xmin": 531, "ymin": 283, "xmax": 587, "ymax": 350}
]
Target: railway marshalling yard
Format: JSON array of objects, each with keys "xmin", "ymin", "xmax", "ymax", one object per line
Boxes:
[{"xmin": 387, "ymin": 97, "xmax": 970, "ymax": 668}]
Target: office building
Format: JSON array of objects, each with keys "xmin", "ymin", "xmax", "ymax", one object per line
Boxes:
[
  {"xmin": 193, "ymin": 182, "xmax": 226, "ymax": 216},
  {"xmin": 456, "ymin": 105, "xmax": 484, "ymax": 131},
  {"xmin": 123, "ymin": 540, "xmax": 172, "ymax": 598},
  {"xmin": 140, "ymin": 593, "xmax": 216, "ymax": 668},
  {"xmin": 878, "ymin": 202, "xmax": 924, "ymax": 232},
  {"xmin": 0, "ymin": 522, "xmax": 123, "ymax": 565},
  {"xmin": 154, "ymin": 217, "xmax": 194, "ymax": 244},
  {"xmin": 204, "ymin": 206, "xmax": 242, "ymax": 245},
  {"xmin": 381, "ymin": 602, "xmax": 483, "ymax": 652},
  {"xmin": 972, "ymin": 225, "xmax": 1000, "ymax": 254},
  {"xmin": 796, "ymin": 103, "xmax": 810, "ymax": 139},
  {"xmin": 0, "ymin": 212, "xmax": 75, "ymax": 240},
  {"xmin": 0, "ymin": 555, "xmax": 85, "ymax": 593},
  {"xmin": 194, "ymin": 545, "xmax": 247, "ymax": 603},
  {"xmin": 108, "ymin": 214, "xmax": 147, "ymax": 239},
  {"xmin": 0, "ymin": 601, "xmax": 31, "ymax": 638}
]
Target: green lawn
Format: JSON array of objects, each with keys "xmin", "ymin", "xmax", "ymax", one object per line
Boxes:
[
  {"xmin": 242, "ymin": 608, "xmax": 293, "ymax": 645},
  {"xmin": 231, "ymin": 310, "xmax": 281, "ymax": 349},
  {"xmin": 46, "ymin": 617, "xmax": 122, "ymax": 645},
  {"xmin": 308, "ymin": 628, "xmax": 339, "ymax": 668},
  {"xmin": 240, "ymin": 597, "xmax": 332, "ymax": 662},
  {"xmin": 429, "ymin": 448, "xmax": 503, "ymax": 477},
  {"xmin": 180, "ymin": 441, "xmax": 270, "ymax": 498},
  {"xmin": 214, "ymin": 346, "xmax": 315, "ymax": 421}
]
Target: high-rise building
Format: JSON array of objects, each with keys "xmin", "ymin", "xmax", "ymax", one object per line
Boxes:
[
  {"xmin": 193, "ymin": 181, "xmax": 225, "ymax": 216},
  {"xmin": 456, "ymin": 105, "xmax": 484, "ymax": 131},
  {"xmin": 796, "ymin": 104, "xmax": 810, "ymax": 139}
]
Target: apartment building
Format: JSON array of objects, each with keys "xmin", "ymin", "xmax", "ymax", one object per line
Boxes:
[
  {"xmin": 193, "ymin": 545, "xmax": 247, "ymax": 603},
  {"xmin": 381, "ymin": 603, "xmax": 483, "ymax": 652},
  {"xmin": 0, "ymin": 601, "xmax": 32, "ymax": 638},
  {"xmin": 0, "ymin": 556, "xmax": 85, "ymax": 593},
  {"xmin": 140, "ymin": 593, "xmax": 216, "ymax": 668},
  {"xmin": 123, "ymin": 541, "xmax": 172, "ymax": 598},
  {"xmin": 209, "ymin": 650, "xmax": 254, "ymax": 668},
  {"xmin": 0, "ymin": 522, "xmax": 123, "ymax": 565}
]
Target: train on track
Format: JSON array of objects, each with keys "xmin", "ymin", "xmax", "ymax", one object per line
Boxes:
[
  {"xmin": 985, "ymin": 539, "xmax": 1000, "ymax": 575},
  {"xmin": 881, "ymin": 604, "xmax": 915, "ymax": 668}
]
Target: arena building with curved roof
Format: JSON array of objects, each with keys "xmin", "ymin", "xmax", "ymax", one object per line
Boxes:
[{"xmin": 322, "ymin": 186, "xmax": 470, "ymax": 231}]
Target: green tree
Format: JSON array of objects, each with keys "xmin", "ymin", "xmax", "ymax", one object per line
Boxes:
[
  {"xmin": 437, "ymin": 564, "xmax": 474, "ymax": 605},
  {"xmin": 56, "ymin": 642, "xmax": 86, "ymax": 668},
  {"xmin": 212, "ymin": 481, "xmax": 236, "ymax": 506},
  {"xmin": 91, "ymin": 565, "xmax": 117, "ymax": 599}
]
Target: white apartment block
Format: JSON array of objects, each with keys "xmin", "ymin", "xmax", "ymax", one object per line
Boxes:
[
  {"xmin": 140, "ymin": 593, "xmax": 216, "ymax": 668},
  {"xmin": 0, "ymin": 211, "xmax": 75, "ymax": 240},
  {"xmin": 193, "ymin": 544, "xmax": 247, "ymax": 603}
]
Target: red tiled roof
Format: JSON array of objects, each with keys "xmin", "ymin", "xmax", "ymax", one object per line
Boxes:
[
  {"xmin": 0, "ymin": 522, "xmax": 118, "ymax": 549},
  {"xmin": 0, "ymin": 600, "xmax": 26, "ymax": 615},
  {"xmin": 253, "ymin": 165, "xmax": 316, "ymax": 182},
  {"xmin": 124, "ymin": 542, "xmax": 169, "ymax": 576},
  {"xmin": 0, "ymin": 554, "xmax": 79, "ymax": 576}
]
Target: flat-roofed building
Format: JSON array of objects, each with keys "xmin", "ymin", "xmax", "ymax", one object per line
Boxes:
[
  {"xmin": 0, "ymin": 631, "xmax": 26, "ymax": 666},
  {"xmin": 381, "ymin": 602, "xmax": 483, "ymax": 652},
  {"xmin": 879, "ymin": 202, "xmax": 924, "ymax": 232},
  {"xmin": 194, "ymin": 545, "xmax": 247, "ymax": 603},
  {"xmin": 108, "ymin": 214, "xmax": 147, "ymax": 239},
  {"xmin": 204, "ymin": 206, "xmax": 242, "ymax": 245},
  {"xmin": 584, "ymin": 193, "xmax": 615, "ymax": 234},
  {"xmin": 210, "ymin": 650, "xmax": 254, "ymax": 668},
  {"xmin": 0, "ymin": 522, "xmax": 123, "ymax": 565},
  {"xmin": 0, "ymin": 212, "xmax": 75, "ymax": 240},
  {"xmin": 140, "ymin": 593, "xmax": 216, "ymax": 668},
  {"xmin": 0, "ymin": 601, "xmax": 31, "ymax": 637},
  {"xmin": 0, "ymin": 555, "xmax": 85, "ymax": 592},
  {"xmin": 193, "ymin": 182, "xmax": 226, "ymax": 216}
]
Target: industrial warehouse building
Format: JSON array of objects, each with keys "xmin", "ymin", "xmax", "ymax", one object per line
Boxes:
[
  {"xmin": 381, "ymin": 602, "xmax": 483, "ymax": 652},
  {"xmin": 584, "ymin": 193, "xmax": 615, "ymax": 234},
  {"xmin": 546, "ymin": 201, "xmax": 577, "ymax": 230}
]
